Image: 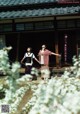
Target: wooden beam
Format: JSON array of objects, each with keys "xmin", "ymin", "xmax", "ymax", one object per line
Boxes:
[
  {"xmin": 56, "ymin": 16, "xmax": 80, "ymax": 20},
  {"xmin": 15, "ymin": 16, "xmax": 54, "ymax": 23}
]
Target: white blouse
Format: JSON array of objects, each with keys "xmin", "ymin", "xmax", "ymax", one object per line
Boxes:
[{"xmin": 23, "ymin": 53, "xmax": 35, "ymax": 66}]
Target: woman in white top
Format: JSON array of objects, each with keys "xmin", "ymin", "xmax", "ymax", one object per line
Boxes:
[{"xmin": 21, "ymin": 47, "xmax": 40, "ymax": 74}]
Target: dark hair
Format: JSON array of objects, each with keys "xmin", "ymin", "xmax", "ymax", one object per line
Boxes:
[{"xmin": 27, "ymin": 47, "xmax": 32, "ymax": 52}]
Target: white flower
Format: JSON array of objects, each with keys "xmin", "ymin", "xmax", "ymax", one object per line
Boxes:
[{"xmin": 11, "ymin": 62, "xmax": 20, "ymax": 73}]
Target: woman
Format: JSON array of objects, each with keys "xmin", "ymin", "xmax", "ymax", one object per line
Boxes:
[
  {"xmin": 21, "ymin": 47, "xmax": 40, "ymax": 74},
  {"xmin": 38, "ymin": 44, "xmax": 61, "ymax": 67}
]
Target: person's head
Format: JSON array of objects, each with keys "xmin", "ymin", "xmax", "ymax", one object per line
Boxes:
[
  {"xmin": 42, "ymin": 44, "xmax": 46, "ymax": 50},
  {"xmin": 27, "ymin": 47, "xmax": 32, "ymax": 52}
]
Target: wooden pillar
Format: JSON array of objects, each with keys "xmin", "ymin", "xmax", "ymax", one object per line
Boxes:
[
  {"xmin": 0, "ymin": 35, "xmax": 6, "ymax": 49},
  {"xmin": 12, "ymin": 19, "xmax": 20, "ymax": 61},
  {"xmin": 55, "ymin": 41, "xmax": 59, "ymax": 65},
  {"xmin": 76, "ymin": 43, "xmax": 78, "ymax": 57},
  {"xmin": 76, "ymin": 31, "xmax": 80, "ymax": 58},
  {"xmin": 16, "ymin": 33, "xmax": 20, "ymax": 61},
  {"xmin": 54, "ymin": 17, "xmax": 59, "ymax": 67},
  {"xmin": 55, "ymin": 33, "xmax": 60, "ymax": 67}
]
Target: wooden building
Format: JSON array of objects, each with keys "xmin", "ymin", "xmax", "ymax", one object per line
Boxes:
[{"xmin": 0, "ymin": 0, "xmax": 80, "ymax": 67}]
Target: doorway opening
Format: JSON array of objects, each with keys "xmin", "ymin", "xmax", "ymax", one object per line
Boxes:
[{"xmin": 5, "ymin": 30, "xmax": 77, "ymax": 67}]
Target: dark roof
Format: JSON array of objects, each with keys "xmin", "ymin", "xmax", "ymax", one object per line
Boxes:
[
  {"xmin": 0, "ymin": 0, "xmax": 57, "ymax": 6},
  {"xmin": 0, "ymin": 0, "xmax": 79, "ymax": 7},
  {"xmin": 0, "ymin": 6, "xmax": 79, "ymax": 19}
]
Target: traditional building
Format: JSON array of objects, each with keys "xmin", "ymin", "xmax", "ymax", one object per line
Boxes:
[{"xmin": 0, "ymin": 0, "xmax": 80, "ymax": 66}]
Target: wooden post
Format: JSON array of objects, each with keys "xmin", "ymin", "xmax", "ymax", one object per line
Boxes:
[
  {"xmin": 55, "ymin": 43, "xmax": 59, "ymax": 65},
  {"xmin": 76, "ymin": 43, "xmax": 78, "ymax": 58},
  {"xmin": 16, "ymin": 33, "xmax": 20, "ymax": 61},
  {"xmin": 54, "ymin": 17, "xmax": 59, "ymax": 67},
  {"xmin": 55, "ymin": 35, "xmax": 60, "ymax": 68}
]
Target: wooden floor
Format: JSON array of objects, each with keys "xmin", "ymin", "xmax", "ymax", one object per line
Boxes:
[
  {"xmin": 0, "ymin": 66, "xmax": 71, "ymax": 77},
  {"xmin": 19, "ymin": 66, "xmax": 71, "ymax": 76}
]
